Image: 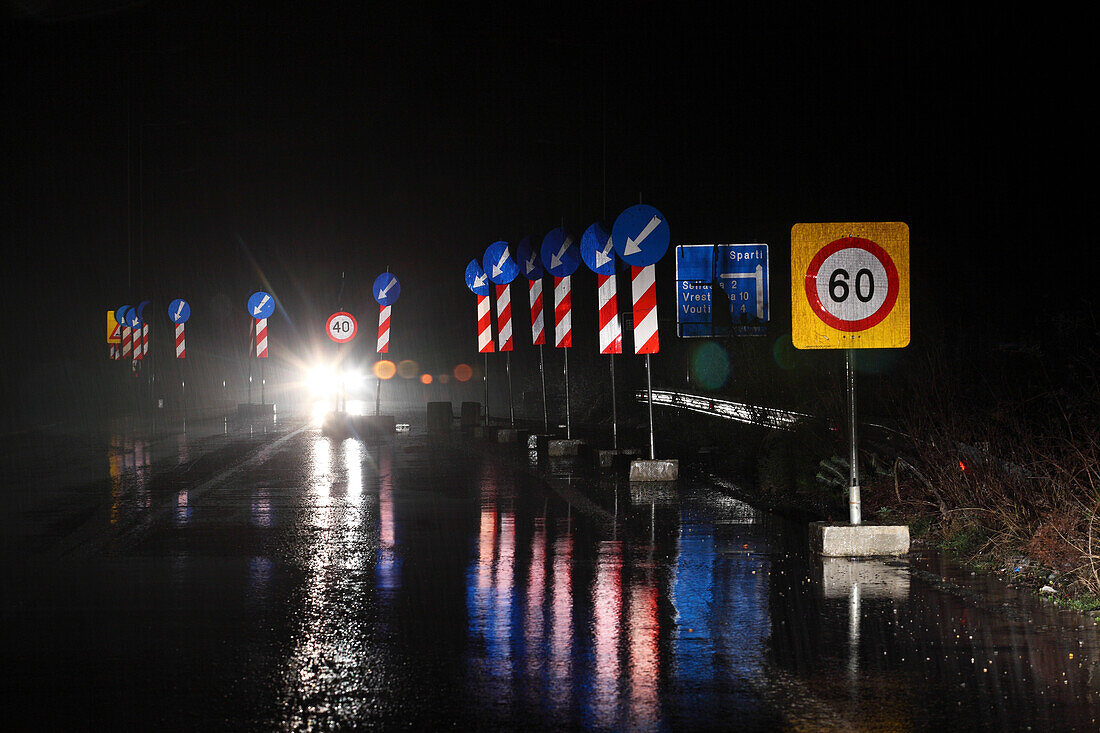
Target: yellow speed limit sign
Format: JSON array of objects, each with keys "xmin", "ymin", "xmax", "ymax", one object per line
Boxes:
[{"xmin": 791, "ymin": 222, "xmax": 909, "ymax": 349}]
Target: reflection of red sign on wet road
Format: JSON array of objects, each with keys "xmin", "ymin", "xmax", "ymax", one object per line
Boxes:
[{"xmin": 792, "ymin": 222, "xmax": 909, "ymax": 349}]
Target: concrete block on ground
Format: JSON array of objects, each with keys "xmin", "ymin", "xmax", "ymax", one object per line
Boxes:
[
  {"xmin": 629, "ymin": 458, "xmax": 678, "ymax": 482},
  {"xmin": 351, "ymin": 414, "xmax": 396, "ymax": 435},
  {"xmin": 473, "ymin": 425, "xmax": 497, "ymax": 441},
  {"xmin": 810, "ymin": 522, "xmax": 910, "ymax": 557},
  {"xmin": 460, "ymin": 402, "xmax": 481, "ymax": 429},
  {"xmin": 599, "ymin": 448, "xmax": 641, "ymax": 469},
  {"xmin": 237, "ymin": 403, "xmax": 275, "ymax": 418},
  {"xmin": 426, "ymin": 401, "xmax": 452, "ymax": 432},
  {"xmin": 548, "ymin": 439, "xmax": 584, "ymax": 457}
]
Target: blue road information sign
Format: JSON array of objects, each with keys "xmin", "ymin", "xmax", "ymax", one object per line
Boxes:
[
  {"xmin": 115, "ymin": 305, "xmax": 132, "ymax": 328},
  {"xmin": 168, "ymin": 299, "xmax": 191, "ymax": 324},
  {"xmin": 580, "ymin": 222, "xmax": 615, "ymax": 275},
  {"xmin": 248, "ymin": 291, "xmax": 275, "ymax": 320},
  {"xmin": 516, "ymin": 235, "xmax": 543, "ymax": 280},
  {"xmin": 125, "ymin": 305, "xmax": 143, "ymax": 329},
  {"xmin": 465, "ymin": 259, "xmax": 491, "ymax": 296},
  {"xmin": 611, "ymin": 204, "xmax": 670, "ymax": 267},
  {"xmin": 675, "ymin": 244, "xmax": 770, "ymax": 337},
  {"xmin": 483, "ymin": 241, "xmax": 519, "ymax": 284},
  {"xmin": 540, "ymin": 227, "xmax": 580, "ymax": 277},
  {"xmin": 373, "ymin": 273, "xmax": 401, "ymax": 306}
]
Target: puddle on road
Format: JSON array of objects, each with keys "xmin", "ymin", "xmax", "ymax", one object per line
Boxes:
[{"xmin": 5, "ymin": 426, "xmax": 1100, "ymax": 730}]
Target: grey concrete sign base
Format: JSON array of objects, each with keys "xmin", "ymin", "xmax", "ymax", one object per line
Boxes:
[
  {"xmin": 629, "ymin": 458, "xmax": 679, "ymax": 482},
  {"xmin": 548, "ymin": 439, "xmax": 584, "ymax": 457},
  {"xmin": 810, "ymin": 522, "xmax": 910, "ymax": 557},
  {"xmin": 598, "ymin": 448, "xmax": 641, "ymax": 469}
]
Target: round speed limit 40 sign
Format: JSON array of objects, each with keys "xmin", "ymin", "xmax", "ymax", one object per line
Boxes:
[
  {"xmin": 792, "ymin": 222, "xmax": 909, "ymax": 349},
  {"xmin": 326, "ymin": 311, "xmax": 358, "ymax": 344}
]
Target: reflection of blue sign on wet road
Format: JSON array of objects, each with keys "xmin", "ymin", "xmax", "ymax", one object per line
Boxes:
[{"xmin": 675, "ymin": 244, "xmax": 770, "ymax": 337}]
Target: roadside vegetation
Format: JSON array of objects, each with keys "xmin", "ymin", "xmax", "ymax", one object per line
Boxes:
[{"xmin": 751, "ymin": 308, "xmax": 1100, "ymax": 610}]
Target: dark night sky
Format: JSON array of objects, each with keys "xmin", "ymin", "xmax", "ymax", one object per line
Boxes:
[{"xmin": 1, "ymin": 2, "xmax": 1094, "ymax": 425}]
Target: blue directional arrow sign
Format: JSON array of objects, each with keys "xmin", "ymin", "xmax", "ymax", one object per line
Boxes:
[
  {"xmin": 540, "ymin": 227, "xmax": 580, "ymax": 277},
  {"xmin": 248, "ymin": 291, "xmax": 275, "ymax": 320},
  {"xmin": 465, "ymin": 259, "xmax": 491, "ymax": 296},
  {"xmin": 515, "ymin": 235, "xmax": 543, "ymax": 280},
  {"xmin": 580, "ymin": 222, "xmax": 616, "ymax": 276},
  {"xmin": 611, "ymin": 204, "xmax": 670, "ymax": 267},
  {"xmin": 115, "ymin": 305, "xmax": 132, "ymax": 328},
  {"xmin": 134, "ymin": 300, "xmax": 151, "ymax": 325},
  {"xmin": 168, "ymin": 298, "xmax": 191, "ymax": 324},
  {"xmin": 373, "ymin": 273, "xmax": 401, "ymax": 306},
  {"xmin": 125, "ymin": 305, "xmax": 143, "ymax": 329},
  {"xmin": 483, "ymin": 241, "xmax": 519, "ymax": 285}
]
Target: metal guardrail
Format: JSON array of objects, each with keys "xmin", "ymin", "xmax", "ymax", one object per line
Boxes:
[{"xmin": 635, "ymin": 389, "xmax": 810, "ymax": 431}]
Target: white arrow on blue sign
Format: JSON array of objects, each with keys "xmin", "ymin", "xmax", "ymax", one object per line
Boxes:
[
  {"xmin": 126, "ymin": 303, "xmax": 144, "ymax": 328},
  {"xmin": 373, "ymin": 273, "xmax": 401, "ymax": 306},
  {"xmin": 464, "ymin": 259, "xmax": 491, "ymax": 296},
  {"xmin": 612, "ymin": 204, "xmax": 670, "ymax": 267},
  {"xmin": 540, "ymin": 228, "xmax": 580, "ymax": 277},
  {"xmin": 116, "ymin": 305, "xmax": 132, "ymax": 328},
  {"xmin": 248, "ymin": 291, "xmax": 275, "ymax": 319},
  {"xmin": 168, "ymin": 298, "xmax": 191, "ymax": 324},
  {"xmin": 516, "ymin": 235, "xmax": 543, "ymax": 280},
  {"xmin": 580, "ymin": 222, "xmax": 615, "ymax": 275},
  {"xmin": 483, "ymin": 241, "xmax": 519, "ymax": 285}
]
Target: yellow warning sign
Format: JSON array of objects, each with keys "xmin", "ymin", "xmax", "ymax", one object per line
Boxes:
[
  {"xmin": 107, "ymin": 310, "xmax": 121, "ymax": 344},
  {"xmin": 791, "ymin": 222, "xmax": 909, "ymax": 349}
]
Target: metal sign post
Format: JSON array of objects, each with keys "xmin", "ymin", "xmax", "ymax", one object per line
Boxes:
[
  {"xmin": 792, "ymin": 222, "xmax": 910, "ymax": 526},
  {"xmin": 612, "ymin": 204, "xmax": 670, "ymax": 463},
  {"xmin": 539, "ymin": 344, "xmax": 548, "ymax": 434},
  {"xmin": 846, "ymin": 349, "xmax": 861, "ymax": 525},
  {"xmin": 645, "ymin": 354, "xmax": 655, "ymax": 460},
  {"xmin": 564, "ymin": 346, "xmax": 572, "ymax": 439}
]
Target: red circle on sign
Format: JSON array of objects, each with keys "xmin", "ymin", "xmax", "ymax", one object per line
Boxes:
[
  {"xmin": 804, "ymin": 237, "xmax": 899, "ymax": 332},
  {"xmin": 326, "ymin": 311, "xmax": 358, "ymax": 343}
]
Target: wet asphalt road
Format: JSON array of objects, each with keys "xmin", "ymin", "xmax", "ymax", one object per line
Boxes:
[{"xmin": 3, "ymin": 414, "xmax": 1100, "ymax": 731}]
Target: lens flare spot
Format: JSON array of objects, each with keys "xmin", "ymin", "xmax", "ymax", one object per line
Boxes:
[
  {"xmin": 453, "ymin": 363, "xmax": 473, "ymax": 382},
  {"xmin": 373, "ymin": 360, "xmax": 397, "ymax": 380},
  {"xmin": 420, "ymin": 373, "xmax": 433, "ymax": 385},
  {"xmin": 398, "ymin": 360, "xmax": 419, "ymax": 379},
  {"xmin": 691, "ymin": 342, "xmax": 730, "ymax": 390}
]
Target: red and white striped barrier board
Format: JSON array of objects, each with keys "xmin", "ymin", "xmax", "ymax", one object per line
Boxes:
[
  {"xmin": 255, "ymin": 318, "xmax": 268, "ymax": 358},
  {"xmin": 377, "ymin": 305, "xmax": 391, "ymax": 353},
  {"xmin": 477, "ymin": 295, "xmax": 494, "ymax": 353},
  {"xmin": 495, "ymin": 283, "xmax": 513, "ymax": 352},
  {"xmin": 121, "ymin": 326, "xmax": 131, "ymax": 360},
  {"xmin": 528, "ymin": 279, "xmax": 545, "ymax": 345},
  {"xmin": 631, "ymin": 265, "xmax": 659, "ymax": 354},
  {"xmin": 554, "ymin": 276, "xmax": 572, "ymax": 348},
  {"xmin": 175, "ymin": 323, "xmax": 186, "ymax": 359},
  {"xmin": 597, "ymin": 273, "xmax": 622, "ymax": 354},
  {"xmin": 140, "ymin": 323, "xmax": 149, "ymax": 359}
]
